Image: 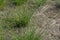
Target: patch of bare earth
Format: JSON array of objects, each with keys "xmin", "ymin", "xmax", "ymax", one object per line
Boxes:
[{"xmin": 29, "ymin": 0, "xmax": 60, "ymax": 40}]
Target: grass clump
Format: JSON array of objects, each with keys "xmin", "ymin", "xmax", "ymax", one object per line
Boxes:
[
  {"xmin": 0, "ymin": 0, "xmax": 45, "ymax": 28},
  {"xmin": 18, "ymin": 0, "xmax": 46, "ymax": 27},
  {"xmin": 0, "ymin": 0, "xmax": 45, "ymax": 40}
]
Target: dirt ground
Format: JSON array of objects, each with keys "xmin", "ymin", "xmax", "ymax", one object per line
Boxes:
[{"xmin": 29, "ymin": 0, "xmax": 60, "ymax": 40}]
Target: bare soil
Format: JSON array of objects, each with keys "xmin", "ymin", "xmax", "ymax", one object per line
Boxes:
[{"xmin": 29, "ymin": 0, "xmax": 60, "ymax": 40}]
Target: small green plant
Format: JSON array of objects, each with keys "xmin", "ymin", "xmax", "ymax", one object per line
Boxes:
[{"xmin": 0, "ymin": 0, "xmax": 4, "ymax": 10}]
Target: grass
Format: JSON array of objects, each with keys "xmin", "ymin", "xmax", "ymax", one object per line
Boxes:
[
  {"xmin": 0, "ymin": 0, "xmax": 45, "ymax": 40},
  {"xmin": 11, "ymin": 0, "xmax": 27, "ymax": 6},
  {"xmin": 0, "ymin": 26, "xmax": 42, "ymax": 40},
  {"xmin": 5, "ymin": 28, "xmax": 42, "ymax": 40},
  {"xmin": 0, "ymin": 0, "xmax": 5, "ymax": 10},
  {"xmin": 0, "ymin": 0, "xmax": 45, "ymax": 28},
  {"xmin": 16, "ymin": 30, "xmax": 42, "ymax": 40}
]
